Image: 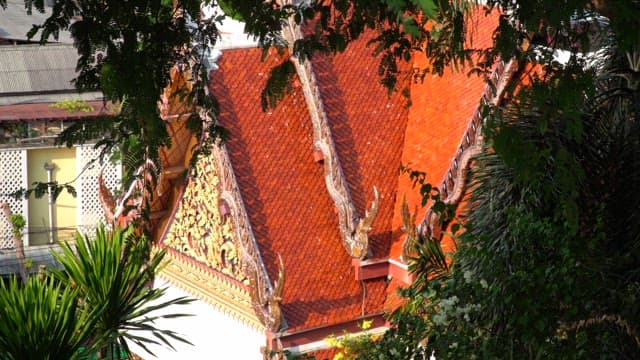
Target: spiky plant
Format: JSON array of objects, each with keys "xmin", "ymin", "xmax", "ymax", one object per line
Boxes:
[
  {"xmin": 52, "ymin": 225, "xmax": 193, "ymax": 358},
  {"xmin": 0, "ymin": 275, "xmax": 102, "ymax": 360}
]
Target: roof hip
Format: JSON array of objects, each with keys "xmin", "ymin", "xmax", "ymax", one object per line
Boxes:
[{"xmin": 281, "ymin": 12, "xmax": 380, "ymax": 260}]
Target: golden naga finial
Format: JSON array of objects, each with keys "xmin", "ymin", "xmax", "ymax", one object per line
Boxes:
[
  {"xmin": 400, "ymin": 194, "xmax": 418, "ymax": 262},
  {"xmin": 268, "ymin": 255, "xmax": 285, "ymax": 333},
  {"xmin": 246, "ymin": 253, "xmax": 285, "ymax": 333},
  {"xmin": 352, "ymin": 186, "xmax": 380, "ymax": 259}
]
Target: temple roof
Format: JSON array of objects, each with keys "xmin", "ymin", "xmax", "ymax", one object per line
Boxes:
[
  {"xmin": 157, "ymin": 5, "xmax": 503, "ymax": 340},
  {"xmin": 210, "ymin": 46, "xmax": 389, "ymax": 332}
]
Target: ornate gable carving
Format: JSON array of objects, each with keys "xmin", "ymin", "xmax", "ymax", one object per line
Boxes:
[{"xmin": 164, "ymin": 155, "xmax": 247, "ymax": 284}]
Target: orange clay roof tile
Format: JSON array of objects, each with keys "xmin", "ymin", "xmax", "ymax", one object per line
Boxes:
[
  {"xmin": 312, "ymin": 32, "xmax": 411, "ymax": 259},
  {"xmin": 210, "ymin": 47, "xmax": 391, "ymax": 332},
  {"xmin": 389, "ymin": 9, "xmax": 500, "ymax": 260}
]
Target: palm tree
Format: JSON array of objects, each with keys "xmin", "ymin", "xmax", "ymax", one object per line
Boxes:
[
  {"xmin": 52, "ymin": 225, "xmax": 193, "ymax": 359},
  {"xmin": 441, "ymin": 39, "xmax": 640, "ymax": 357}
]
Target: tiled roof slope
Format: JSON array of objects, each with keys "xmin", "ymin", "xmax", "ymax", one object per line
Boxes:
[
  {"xmin": 389, "ymin": 9, "xmax": 500, "ymax": 259},
  {"xmin": 210, "ymin": 48, "xmax": 386, "ymax": 332},
  {"xmin": 312, "ymin": 33, "xmax": 411, "ymax": 259},
  {"xmin": 308, "ymin": 348, "xmax": 338, "ymax": 360}
]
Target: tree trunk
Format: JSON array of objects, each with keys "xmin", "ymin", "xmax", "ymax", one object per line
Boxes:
[{"xmin": 1, "ymin": 202, "xmax": 28, "ymax": 282}]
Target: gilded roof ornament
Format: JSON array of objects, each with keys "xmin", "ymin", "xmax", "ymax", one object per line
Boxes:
[
  {"xmin": 164, "ymin": 155, "xmax": 247, "ymax": 283},
  {"xmin": 246, "ymin": 254, "xmax": 285, "ymax": 333},
  {"xmin": 212, "ymin": 141, "xmax": 285, "ymax": 332}
]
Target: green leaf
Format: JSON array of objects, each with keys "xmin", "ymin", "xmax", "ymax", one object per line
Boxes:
[
  {"xmin": 52, "ymin": 225, "xmax": 194, "ymax": 356},
  {"xmin": 414, "ymin": 0, "xmax": 437, "ymax": 19},
  {"xmin": 402, "ymin": 16, "xmax": 420, "ymax": 38},
  {"xmin": 432, "ymin": 200, "xmax": 445, "ymax": 214}
]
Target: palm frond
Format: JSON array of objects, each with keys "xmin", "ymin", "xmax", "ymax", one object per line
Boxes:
[
  {"xmin": 0, "ymin": 275, "xmax": 103, "ymax": 360},
  {"xmin": 52, "ymin": 225, "xmax": 195, "ymax": 356}
]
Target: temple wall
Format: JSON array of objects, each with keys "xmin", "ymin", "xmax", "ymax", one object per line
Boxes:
[{"xmin": 127, "ymin": 276, "xmax": 265, "ymax": 359}]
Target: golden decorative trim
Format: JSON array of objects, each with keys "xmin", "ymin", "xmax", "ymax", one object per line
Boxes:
[
  {"xmin": 212, "ymin": 142, "xmax": 284, "ymax": 333},
  {"xmin": 158, "ymin": 141, "xmax": 276, "ymax": 330},
  {"xmin": 163, "ymin": 154, "xmax": 246, "ymax": 283},
  {"xmin": 159, "ymin": 248, "xmax": 264, "ymax": 331}
]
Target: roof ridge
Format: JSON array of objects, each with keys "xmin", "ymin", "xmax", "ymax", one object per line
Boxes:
[{"xmin": 281, "ymin": 12, "xmax": 379, "ymax": 260}]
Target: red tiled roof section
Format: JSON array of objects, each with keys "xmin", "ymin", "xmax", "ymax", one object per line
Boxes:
[
  {"xmin": 0, "ymin": 101, "xmax": 110, "ymax": 121},
  {"xmin": 210, "ymin": 48, "xmax": 387, "ymax": 332},
  {"xmin": 389, "ymin": 9, "xmax": 500, "ymax": 260},
  {"xmin": 308, "ymin": 348, "xmax": 338, "ymax": 360},
  {"xmin": 312, "ymin": 32, "xmax": 411, "ymax": 259}
]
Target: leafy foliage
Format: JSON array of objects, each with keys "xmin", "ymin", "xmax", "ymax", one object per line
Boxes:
[
  {"xmin": 323, "ymin": 320, "xmax": 384, "ymax": 360},
  {"xmin": 11, "ymin": 181, "xmax": 77, "ymax": 202},
  {"xmin": 357, "ymin": 29, "xmax": 640, "ymax": 360},
  {"xmin": 9, "ymin": 213, "xmax": 26, "ymax": 237},
  {"xmin": 0, "ymin": 275, "xmax": 102, "ymax": 360},
  {"xmin": 220, "ymin": 0, "xmax": 640, "ymax": 108},
  {"xmin": 265, "ymin": 350, "xmax": 316, "ymax": 360},
  {"xmin": 52, "ymin": 225, "xmax": 194, "ymax": 357},
  {"xmin": 22, "ymin": 0, "xmax": 224, "ymax": 207},
  {"xmin": 261, "ymin": 59, "xmax": 297, "ymax": 110},
  {"xmin": 49, "ymin": 99, "xmax": 95, "ymax": 113}
]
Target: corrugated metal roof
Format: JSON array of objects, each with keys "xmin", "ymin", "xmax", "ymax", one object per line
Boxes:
[
  {"xmin": 0, "ymin": 0, "xmax": 73, "ymax": 43},
  {"xmin": 0, "ymin": 44, "xmax": 78, "ymax": 94}
]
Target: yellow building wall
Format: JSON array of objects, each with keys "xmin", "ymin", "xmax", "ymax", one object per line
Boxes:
[{"xmin": 27, "ymin": 147, "xmax": 77, "ymax": 245}]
